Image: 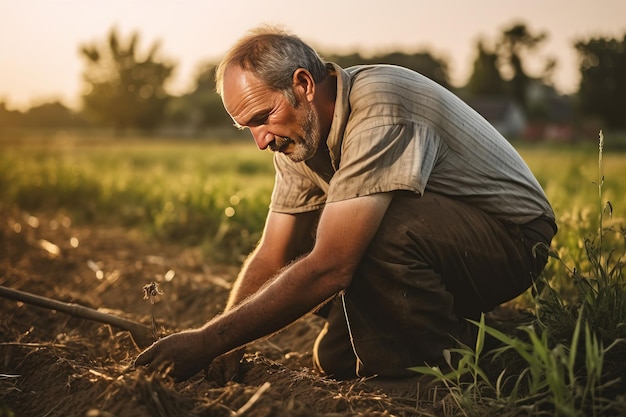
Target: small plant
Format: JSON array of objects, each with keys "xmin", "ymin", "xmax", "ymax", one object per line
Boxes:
[{"xmin": 142, "ymin": 281, "xmax": 164, "ymax": 340}]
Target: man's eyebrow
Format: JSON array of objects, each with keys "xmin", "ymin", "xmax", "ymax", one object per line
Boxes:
[
  {"xmin": 231, "ymin": 115, "xmax": 250, "ymax": 130},
  {"xmin": 240, "ymin": 110, "xmax": 270, "ymax": 128}
]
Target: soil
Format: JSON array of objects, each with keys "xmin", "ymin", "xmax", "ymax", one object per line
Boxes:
[{"xmin": 0, "ymin": 208, "xmax": 449, "ymax": 417}]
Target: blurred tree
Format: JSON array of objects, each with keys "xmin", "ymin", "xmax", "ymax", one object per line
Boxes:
[
  {"xmin": 165, "ymin": 50, "xmax": 451, "ymax": 133},
  {"xmin": 79, "ymin": 28, "xmax": 175, "ymax": 133},
  {"xmin": 164, "ymin": 63, "xmax": 232, "ymax": 133},
  {"xmin": 191, "ymin": 64, "xmax": 232, "ymax": 127},
  {"xmin": 0, "ymin": 101, "xmax": 89, "ymax": 129},
  {"xmin": 323, "ymin": 52, "xmax": 366, "ymax": 70},
  {"xmin": 379, "ymin": 51, "xmax": 450, "ymax": 88},
  {"xmin": 0, "ymin": 102, "xmax": 24, "ymax": 127},
  {"xmin": 24, "ymin": 101, "xmax": 85, "ymax": 128},
  {"xmin": 465, "ymin": 39, "xmax": 508, "ymax": 96},
  {"xmin": 496, "ymin": 23, "xmax": 550, "ymax": 109},
  {"xmin": 326, "ymin": 50, "xmax": 451, "ymax": 89},
  {"xmin": 575, "ymin": 34, "xmax": 626, "ymax": 129}
]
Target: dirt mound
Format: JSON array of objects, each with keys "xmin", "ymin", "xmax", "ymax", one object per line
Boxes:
[{"xmin": 0, "ymin": 209, "xmax": 442, "ymax": 416}]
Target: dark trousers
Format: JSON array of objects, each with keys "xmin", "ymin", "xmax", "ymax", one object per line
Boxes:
[{"xmin": 313, "ymin": 191, "xmax": 556, "ymax": 379}]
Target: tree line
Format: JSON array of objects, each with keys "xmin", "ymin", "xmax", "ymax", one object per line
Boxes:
[{"xmin": 1, "ymin": 22, "xmax": 625, "ymax": 135}]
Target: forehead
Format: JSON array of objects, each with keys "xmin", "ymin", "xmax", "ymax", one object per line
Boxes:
[{"xmin": 222, "ymin": 65, "xmax": 281, "ymax": 125}]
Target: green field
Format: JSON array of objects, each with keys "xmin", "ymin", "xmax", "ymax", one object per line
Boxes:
[
  {"xmin": 515, "ymin": 139, "xmax": 626, "ymax": 287},
  {"xmin": 0, "ymin": 134, "xmax": 276, "ymax": 263},
  {"xmin": 2, "ymin": 132, "xmax": 624, "ymax": 264},
  {"xmin": 1, "ymin": 131, "xmax": 625, "ymax": 415}
]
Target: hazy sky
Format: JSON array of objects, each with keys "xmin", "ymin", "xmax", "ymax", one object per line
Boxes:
[{"xmin": 1, "ymin": 0, "xmax": 625, "ymax": 111}]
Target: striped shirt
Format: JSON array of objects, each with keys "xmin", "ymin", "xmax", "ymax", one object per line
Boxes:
[{"xmin": 270, "ymin": 63, "xmax": 555, "ymax": 225}]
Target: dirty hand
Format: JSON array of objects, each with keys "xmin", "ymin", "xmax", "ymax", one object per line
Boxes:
[
  {"xmin": 207, "ymin": 349, "xmax": 245, "ymax": 385},
  {"xmin": 134, "ymin": 328, "xmax": 214, "ymax": 381}
]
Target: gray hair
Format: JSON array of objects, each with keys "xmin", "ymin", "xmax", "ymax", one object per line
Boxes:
[{"xmin": 215, "ymin": 25, "xmax": 327, "ymax": 104}]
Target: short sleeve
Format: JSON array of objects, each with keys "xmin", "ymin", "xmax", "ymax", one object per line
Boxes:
[
  {"xmin": 269, "ymin": 153, "xmax": 328, "ymax": 214},
  {"xmin": 327, "ymin": 120, "xmax": 443, "ymax": 203}
]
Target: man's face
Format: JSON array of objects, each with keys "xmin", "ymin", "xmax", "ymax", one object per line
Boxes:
[{"xmin": 222, "ymin": 65, "xmax": 322, "ymax": 162}]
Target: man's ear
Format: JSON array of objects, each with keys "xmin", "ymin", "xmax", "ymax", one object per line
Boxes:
[{"xmin": 292, "ymin": 68, "xmax": 315, "ymax": 103}]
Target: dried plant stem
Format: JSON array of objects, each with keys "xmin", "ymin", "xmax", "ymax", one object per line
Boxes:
[
  {"xmin": 234, "ymin": 382, "xmax": 271, "ymax": 416},
  {"xmin": 142, "ymin": 282, "xmax": 164, "ymax": 339}
]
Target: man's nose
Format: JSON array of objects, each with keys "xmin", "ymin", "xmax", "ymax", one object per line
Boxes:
[{"xmin": 250, "ymin": 126, "xmax": 274, "ymax": 150}]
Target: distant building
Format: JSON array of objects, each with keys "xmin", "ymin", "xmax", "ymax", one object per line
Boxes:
[
  {"xmin": 466, "ymin": 97, "xmax": 527, "ymax": 138},
  {"xmin": 524, "ymin": 81, "xmax": 576, "ymax": 142}
]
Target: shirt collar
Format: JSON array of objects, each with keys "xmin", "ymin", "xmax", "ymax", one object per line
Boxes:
[{"xmin": 326, "ymin": 62, "xmax": 351, "ymax": 171}]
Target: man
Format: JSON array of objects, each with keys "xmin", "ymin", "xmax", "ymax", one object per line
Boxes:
[{"xmin": 135, "ymin": 26, "xmax": 556, "ymax": 382}]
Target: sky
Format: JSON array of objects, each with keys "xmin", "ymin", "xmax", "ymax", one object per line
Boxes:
[{"xmin": 1, "ymin": 0, "xmax": 625, "ymax": 111}]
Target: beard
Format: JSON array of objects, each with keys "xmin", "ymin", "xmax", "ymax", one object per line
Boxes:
[{"xmin": 271, "ymin": 106, "xmax": 321, "ymax": 163}]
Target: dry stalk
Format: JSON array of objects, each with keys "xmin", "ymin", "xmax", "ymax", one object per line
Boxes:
[{"xmin": 142, "ymin": 282, "xmax": 164, "ymax": 340}]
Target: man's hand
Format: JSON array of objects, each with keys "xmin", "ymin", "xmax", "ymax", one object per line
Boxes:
[
  {"xmin": 134, "ymin": 194, "xmax": 393, "ymax": 383},
  {"xmin": 134, "ymin": 328, "xmax": 214, "ymax": 381}
]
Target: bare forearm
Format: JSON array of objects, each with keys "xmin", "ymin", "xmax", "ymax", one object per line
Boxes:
[
  {"xmin": 135, "ymin": 253, "xmax": 350, "ymax": 381},
  {"xmin": 225, "ymin": 247, "xmax": 284, "ymax": 311},
  {"xmin": 204, "ymin": 254, "xmax": 348, "ymax": 358},
  {"xmin": 225, "ymin": 218, "xmax": 316, "ymax": 311},
  {"xmin": 134, "ymin": 197, "xmax": 389, "ymax": 381}
]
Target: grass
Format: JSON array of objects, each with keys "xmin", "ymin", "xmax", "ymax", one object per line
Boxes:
[
  {"xmin": 413, "ymin": 132, "xmax": 626, "ymax": 416},
  {"xmin": 0, "ymin": 134, "xmax": 275, "ymax": 263},
  {"xmin": 1, "ymin": 130, "xmax": 626, "ymax": 415}
]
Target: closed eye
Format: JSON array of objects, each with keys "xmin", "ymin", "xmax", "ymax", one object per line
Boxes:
[
  {"xmin": 232, "ymin": 114, "xmax": 267, "ymax": 131},
  {"xmin": 247, "ymin": 113, "xmax": 270, "ymax": 127}
]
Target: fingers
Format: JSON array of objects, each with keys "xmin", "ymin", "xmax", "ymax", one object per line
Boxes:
[
  {"xmin": 133, "ymin": 329, "xmax": 213, "ymax": 381},
  {"xmin": 133, "ymin": 341, "xmax": 174, "ymax": 375},
  {"xmin": 133, "ymin": 339, "xmax": 198, "ymax": 381},
  {"xmin": 133, "ymin": 343, "xmax": 157, "ymax": 367},
  {"xmin": 134, "ymin": 344, "xmax": 179, "ymax": 380}
]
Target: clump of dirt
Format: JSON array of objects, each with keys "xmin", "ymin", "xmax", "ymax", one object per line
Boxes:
[{"xmin": 0, "ymin": 208, "xmax": 444, "ymax": 416}]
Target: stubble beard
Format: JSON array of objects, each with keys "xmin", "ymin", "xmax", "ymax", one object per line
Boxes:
[{"xmin": 284, "ymin": 106, "xmax": 320, "ymax": 163}]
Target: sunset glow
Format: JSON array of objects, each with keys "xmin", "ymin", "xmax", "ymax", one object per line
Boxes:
[{"xmin": 1, "ymin": 0, "xmax": 625, "ymax": 111}]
